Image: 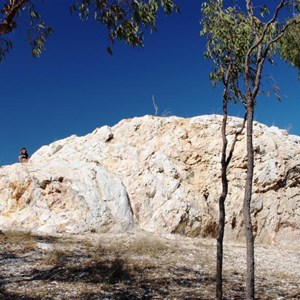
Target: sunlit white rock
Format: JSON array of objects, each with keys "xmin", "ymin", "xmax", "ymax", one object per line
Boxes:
[{"xmin": 0, "ymin": 115, "xmax": 299, "ymax": 246}]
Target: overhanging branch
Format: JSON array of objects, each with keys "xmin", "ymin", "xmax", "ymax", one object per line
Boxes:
[{"xmin": 0, "ymin": 0, "xmax": 29, "ymax": 35}]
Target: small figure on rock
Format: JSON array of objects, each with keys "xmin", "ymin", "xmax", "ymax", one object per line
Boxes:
[{"xmin": 19, "ymin": 147, "xmax": 29, "ymax": 163}]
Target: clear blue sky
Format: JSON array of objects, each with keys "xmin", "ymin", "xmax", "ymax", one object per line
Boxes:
[{"xmin": 0, "ymin": 0, "xmax": 299, "ymax": 166}]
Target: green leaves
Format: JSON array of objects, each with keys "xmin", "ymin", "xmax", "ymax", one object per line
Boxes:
[
  {"xmin": 0, "ymin": 1, "xmax": 53, "ymax": 61},
  {"xmin": 161, "ymin": 0, "xmax": 178, "ymax": 14},
  {"xmin": 201, "ymin": 0, "xmax": 300, "ymax": 102},
  {"xmin": 200, "ymin": 0, "xmax": 248, "ymax": 102},
  {"xmin": 71, "ymin": 0, "xmax": 179, "ymax": 50},
  {"xmin": 0, "ymin": 0, "xmax": 178, "ymax": 62},
  {"xmin": 26, "ymin": 4, "xmax": 53, "ymax": 58},
  {"xmin": 29, "ymin": 25, "xmax": 53, "ymax": 58},
  {"xmin": 279, "ymin": 17, "xmax": 300, "ymax": 77},
  {"xmin": 0, "ymin": 38, "xmax": 13, "ymax": 63},
  {"xmin": 259, "ymin": 5, "xmax": 269, "ymax": 18}
]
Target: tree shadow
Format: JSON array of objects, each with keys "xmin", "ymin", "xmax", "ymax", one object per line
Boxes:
[
  {"xmin": 25, "ymin": 257, "xmax": 132, "ymax": 284},
  {"xmin": 2, "ymin": 255, "xmax": 215, "ymax": 299},
  {"xmin": 0, "ymin": 253, "xmax": 18, "ymax": 261},
  {"xmin": 0, "ymin": 232, "xmax": 240, "ymax": 299}
]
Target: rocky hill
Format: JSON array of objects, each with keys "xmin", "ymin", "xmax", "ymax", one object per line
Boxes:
[{"xmin": 0, "ymin": 115, "xmax": 299, "ymax": 246}]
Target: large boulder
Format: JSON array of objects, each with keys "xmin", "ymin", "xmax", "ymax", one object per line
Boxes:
[{"xmin": 0, "ymin": 115, "xmax": 299, "ymax": 246}]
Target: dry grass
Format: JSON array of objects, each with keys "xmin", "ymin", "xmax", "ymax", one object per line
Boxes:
[
  {"xmin": 127, "ymin": 234, "xmax": 169, "ymax": 256},
  {"xmin": 0, "ymin": 230, "xmax": 299, "ymax": 299},
  {"xmin": 44, "ymin": 248, "xmax": 66, "ymax": 266},
  {"xmin": 0, "ymin": 230, "xmax": 37, "ymax": 252}
]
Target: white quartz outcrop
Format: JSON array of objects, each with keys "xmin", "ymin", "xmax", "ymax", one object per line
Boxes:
[{"xmin": 0, "ymin": 115, "xmax": 299, "ymax": 245}]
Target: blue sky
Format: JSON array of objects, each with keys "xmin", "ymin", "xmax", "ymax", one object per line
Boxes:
[{"xmin": 0, "ymin": 0, "xmax": 299, "ymax": 166}]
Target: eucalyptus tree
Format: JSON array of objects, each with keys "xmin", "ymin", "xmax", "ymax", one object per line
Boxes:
[
  {"xmin": 201, "ymin": 1, "xmax": 300, "ymax": 299},
  {"xmin": 280, "ymin": 16, "xmax": 300, "ymax": 74},
  {"xmin": 200, "ymin": 1, "xmax": 248, "ymax": 299},
  {"xmin": 0, "ymin": 0, "xmax": 178, "ymax": 61},
  {"xmin": 242, "ymin": 2, "xmax": 299, "ymax": 298}
]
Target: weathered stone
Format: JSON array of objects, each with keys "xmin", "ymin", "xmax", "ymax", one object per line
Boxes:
[{"xmin": 0, "ymin": 115, "xmax": 299, "ymax": 246}]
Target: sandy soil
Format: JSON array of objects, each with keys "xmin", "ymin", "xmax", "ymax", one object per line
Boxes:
[{"xmin": 0, "ymin": 230, "xmax": 299, "ymax": 299}]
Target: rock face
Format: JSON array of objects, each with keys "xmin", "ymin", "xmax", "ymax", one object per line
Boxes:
[{"xmin": 0, "ymin": 115, "xmax": 299, "ymax": 245}]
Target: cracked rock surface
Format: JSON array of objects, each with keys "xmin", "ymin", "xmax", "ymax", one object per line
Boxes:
[{"xmin": 0, "ymin": 115, "xmax": 299, "ymax": 246}]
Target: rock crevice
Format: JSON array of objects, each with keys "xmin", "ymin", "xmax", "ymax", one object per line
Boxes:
[{"xmin": 0, "ymin": 115, "xmax": 299, "ymax": 246}]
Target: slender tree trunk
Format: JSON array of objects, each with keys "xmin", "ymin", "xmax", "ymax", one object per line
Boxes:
[
  {"xmin": 244, "ymin": 100, "xmax": 255, "ymax": 300},
  {"xmin": 216, "ymin": 101, "xmax": 228, "ymax": 300}
]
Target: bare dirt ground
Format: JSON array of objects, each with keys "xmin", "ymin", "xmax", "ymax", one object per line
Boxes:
[{"xmin": 0, "ymin": 230, "xmax": 299, "ymax": 300}]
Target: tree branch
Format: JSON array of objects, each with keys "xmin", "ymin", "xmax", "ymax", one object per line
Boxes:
[
  {"xmin": 226, "ymin": 112, "xmax": 247, "ymax": 166},
  {"xmin": 0, "ymin": 0, "xmax": 29, "ymax": 35},
  {"xmin": 245, "ymin": 0, "xmax": 296, "ymax": 100},
  {"xmin": 252, "ymin": 3, "xmax": 300, "ymax": 99},
  {"xmin": 264, "ymin": 17, "xmax": 300, "ymax": 58}
]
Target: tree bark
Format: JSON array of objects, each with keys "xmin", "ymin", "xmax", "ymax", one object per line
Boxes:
[
  {"xmin": 216, "ymin": 100, "xmax": 228, "ymax": 300},
  {"xmin": 0, "ymin": 0, "xmax": 29, "ymax": 35},
  {"xmin": 244, "ymin": 99, "xmax": 255, "ymax": 300},
  {"xmin": 216, "ymin": 108, "xmax": 247, "ymax": 299}
]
